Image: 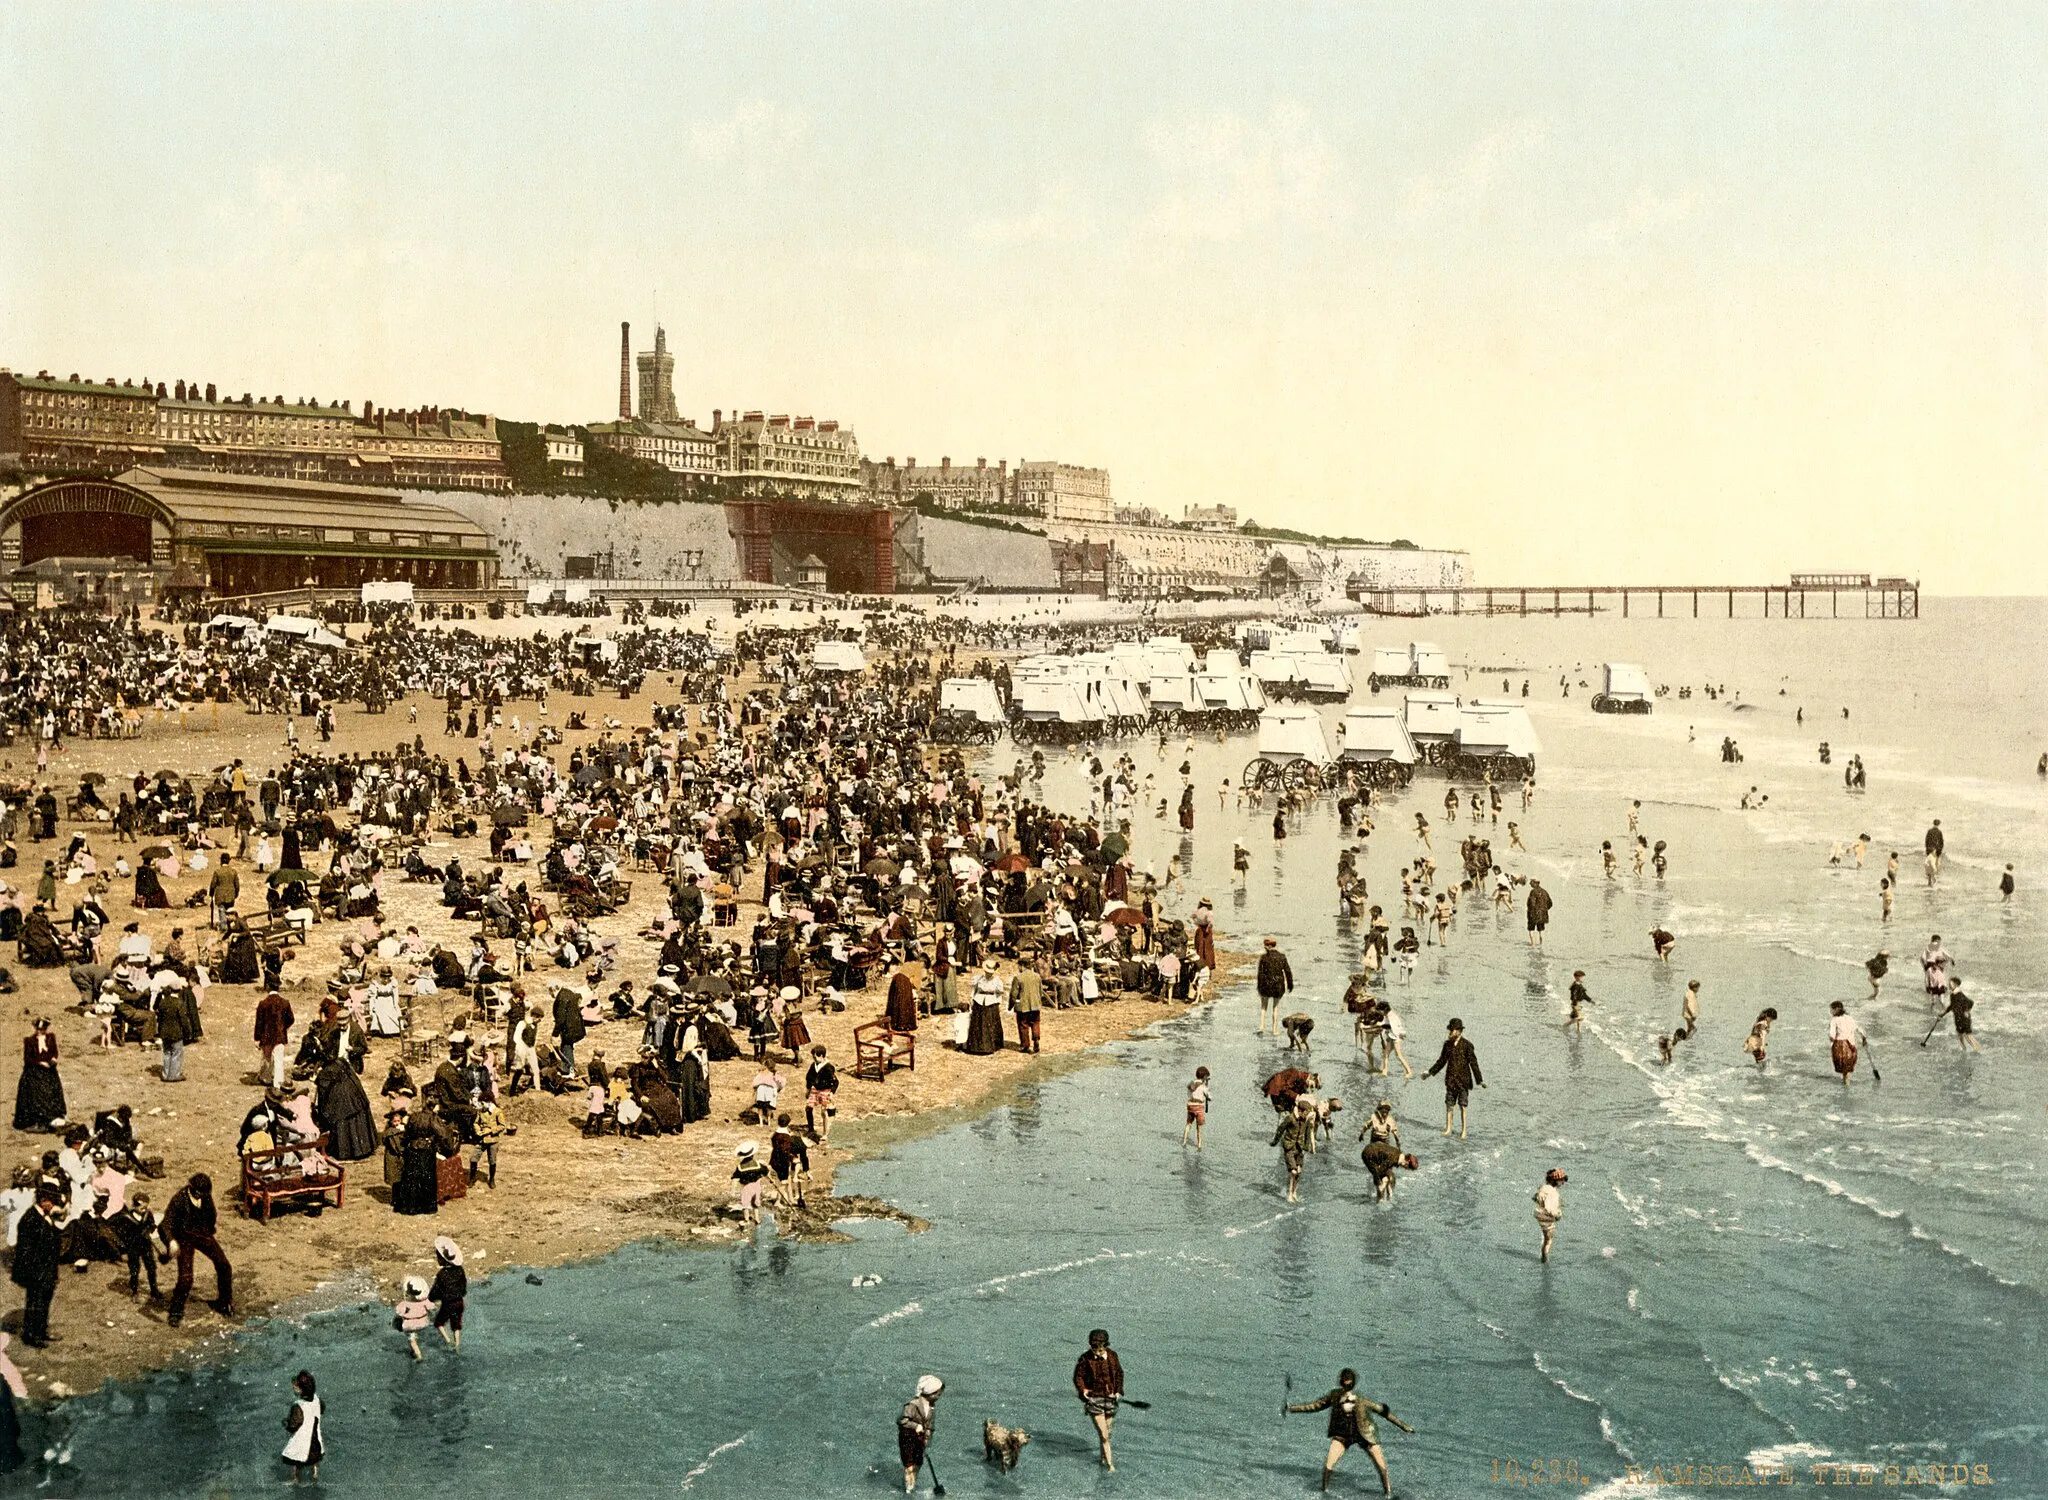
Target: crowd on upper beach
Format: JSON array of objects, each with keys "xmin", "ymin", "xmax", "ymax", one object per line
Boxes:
[{"xmin": 0, "ymin": 603, "xmax": 1241, "ymax": 1452}]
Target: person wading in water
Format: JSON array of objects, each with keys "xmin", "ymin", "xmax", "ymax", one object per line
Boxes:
[
  {"xmin": 1423, "ymin": 1018, "xmax": 1484, "ymax": 1137},
  {"xmin": 1073, "ymin": 1328, "xmax": 1125, "ymax": 1471},
  {"xmin": 1285, "ymin": 1367, "xmax": 1413, "ymax": 1494}
]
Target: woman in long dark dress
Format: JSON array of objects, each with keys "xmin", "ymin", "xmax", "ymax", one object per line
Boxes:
[
  {"xmin": 885, "ymin": 969, "xmax": 919, "ymax": 1032},
  {"xmin": 12, "ymin": 1020, "xmax": 63, "ymax": 1132},
  {"xmin": 280, "ymin": 827, "xmax": 303, "ymax": 875},
  {"xmin": 629, "ymin": 1062, "xmax": 683, "ymax": 1134},
  {"xmin": 392, "ymin": 1114, "xmax": 441, "ymax": 1214},
  {"xmin": 964, "ymin": 963, "xmax": 1006, "ymax": 1055},
  {"xmin": 219, "ymin": 925, "xmax": 260, "ymax": 984},
  {"xmin": 677, "ymin": 1046, "xmax": 712, "ymax": 1124},
  {"xmin": 16, "ymin": 910, "xmax": 63, "ymax": 968},
  {"xmin": 132, "ymin": 864, "xmax": 170, "ymax": 909},
  {"xmin": 700, "ymin": 1016, "xmax": 742, "ymax": 1061},
  {"xmin": 314, "ymin": 1059, "xmax": 377, "ymax": 1161}
]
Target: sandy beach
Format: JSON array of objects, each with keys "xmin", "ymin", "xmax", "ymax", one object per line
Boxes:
[{"xmin": 0, "ymin": 668, "xmax": 1228, "ymax": 1399}]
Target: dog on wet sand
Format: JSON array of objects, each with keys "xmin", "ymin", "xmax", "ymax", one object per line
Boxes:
[{"xmin": 983, "ymin": 1419, "xmax": 1029, "ymax": 1471}]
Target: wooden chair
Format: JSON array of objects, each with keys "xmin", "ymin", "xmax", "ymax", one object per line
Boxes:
[{"xmin": 853, "ymin": 1020, "xmax": 915, "ymax": 1081}]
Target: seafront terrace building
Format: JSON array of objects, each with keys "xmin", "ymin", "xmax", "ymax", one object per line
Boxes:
[
  {"xmin": 712, "ymin": 410, "xmax": 863, "ymax": 502},
  {"xmin": 0, "ymin": 369, "xmax": 509, "ymax": 491},
  {"xmin": 863, "ymin": 455, "xmax": 1014, "ymax": 513},
  {"xmin": 1014, "ymin": 459, "xmax": 1112, "ymax": 524},
  {"xmin": 587, "ymin": 418, "xmax": 720, "ymax": 477}
]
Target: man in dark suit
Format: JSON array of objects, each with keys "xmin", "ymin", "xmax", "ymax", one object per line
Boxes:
[
  {"xmin": 552, "ymin": 985, "xmax": 587, "ymax": 1082},
  {"xmin": 11, "ymin": 1187, "xmax": 63, "ymax": 1347},
  {"xmin": 1423, "ymin": 1017, "xmax": 1484, "ymax": 1139}
]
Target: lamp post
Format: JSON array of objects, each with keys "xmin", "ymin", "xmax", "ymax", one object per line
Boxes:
[{"xmin": 684, "ymin": 548, "xmax": 704, "ymax": 585}]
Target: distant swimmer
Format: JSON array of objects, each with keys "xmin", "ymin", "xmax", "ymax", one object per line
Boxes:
[
  {"xmin": 1865, "ymin": 950, "xmax": 1889, "ymax": 999},
  {"xmin": 1924, "ymin": 820, "xmax": 1944, "ymax": 884},
  {"xmin": 1284, "ymin": 1368, "xmax": 1413, "ymax": 1495},
  {"xmin": 1601, "ymin": 841, "xmax": 1617, "ymax": 879},
  {"xmin": 1649, "ymin": 928, "xmax": 1676, "ymax": 963},
  {"xmin": 1507, "ymin": 822, "xmax": 1526, "ymax": 852},
  {"xmin": 1679, "ymin": 979, "xmax": 1701, "ymax": 1035},
  {"xmin": 1999, "ymin": 864, "xmax": 2016, "ymax": 901}
]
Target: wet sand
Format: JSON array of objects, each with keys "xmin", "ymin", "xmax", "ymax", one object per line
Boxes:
[{"xmin": 0, "ymin": 670, "xmax": 1231, "ymax": 1398}]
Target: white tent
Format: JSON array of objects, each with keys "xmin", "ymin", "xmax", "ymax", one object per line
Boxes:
[
  {"xmin": 306, "ymin": 627, "xmax": 350, "ymax": 651},
  {"xmin": 811, "ymin": 640, "xmax": 867, "ymax": 674},
  {"xmin": 263, "ymin": 615, "xmax": 319, "ymax": 638}
]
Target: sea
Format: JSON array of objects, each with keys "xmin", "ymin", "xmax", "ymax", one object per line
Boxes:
[{"xmin": 26, "ymin": 597, "xmax": 2048, "ymax": 1497}]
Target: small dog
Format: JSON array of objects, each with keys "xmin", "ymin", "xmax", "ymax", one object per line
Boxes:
[{"xmin": 983, "ymin": 1419, "xmax": 1030, "ymax": 1471}]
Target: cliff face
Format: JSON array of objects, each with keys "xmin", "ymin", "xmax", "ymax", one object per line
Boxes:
[{"xmin": 423, "ymin": 492, "xmax": 743, "ymax": 582}]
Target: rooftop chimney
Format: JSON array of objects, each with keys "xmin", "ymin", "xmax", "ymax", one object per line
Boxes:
[
  {"xmin": 205, "ymin": 383, "xmax": 216, "ymax": 402},
  {"xmin": 618, "ymin": 321, "xmax": 632, "ymax": 420}
]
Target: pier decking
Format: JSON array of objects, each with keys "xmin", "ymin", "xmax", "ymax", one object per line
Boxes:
[{"xmin": 1348, "ymin": 575, "xmax": 1918, "ymax": 620}]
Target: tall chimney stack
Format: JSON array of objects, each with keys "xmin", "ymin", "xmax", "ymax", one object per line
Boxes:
[{"xmin": 618, "ymin": 321, "xmax": 632, "ymax": 420}]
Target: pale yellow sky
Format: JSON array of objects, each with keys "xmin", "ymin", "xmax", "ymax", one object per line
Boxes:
[{"xmin": 3, "ymin": 4, "xmax": 2043, "ymax": 590}]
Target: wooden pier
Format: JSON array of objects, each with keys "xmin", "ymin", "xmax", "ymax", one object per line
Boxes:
[{"xmin": 1347, "ymin": 574, "xmax": 1918, "ymax": 621}]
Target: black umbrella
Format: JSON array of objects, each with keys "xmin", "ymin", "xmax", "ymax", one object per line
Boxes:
[
  {"xmin": 79, "ymin": 772, "xmax": 107, "ymax": 786},
  {"xmin": 686, "ymin": 974, "xmax": 733, "ymax": 998},
  {"xmin": 267, "ymin": 868, "xmax": 319, "ymax": 885},
  {"xmin": 139, "ymin": 844, "xmax": 173, "ymax": 862}
]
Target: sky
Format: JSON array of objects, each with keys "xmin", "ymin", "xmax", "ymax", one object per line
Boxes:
[{"xmin": 3, "ymin": 3, "xmax": 2045, "ymax": 592}]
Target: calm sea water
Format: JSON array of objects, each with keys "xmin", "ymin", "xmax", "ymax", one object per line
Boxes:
[{"xmin": 28, "ymin": 599, "xmax": 2048, "ymax": 1497}]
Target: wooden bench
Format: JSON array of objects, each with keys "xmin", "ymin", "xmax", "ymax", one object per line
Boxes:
[
  {"xmin": 854, "ymin": 1020, "xmax": 915, "ymax": 1081},
  {"xmin": 245, "ymin": 912, "xmax": 305, "ymax": 950},
  {"xmin": 240, "ymin": 1133, "xmax": 345, "ymax": 1221}
]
